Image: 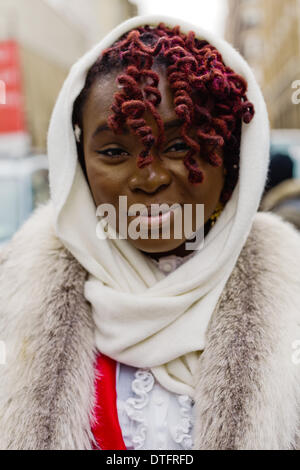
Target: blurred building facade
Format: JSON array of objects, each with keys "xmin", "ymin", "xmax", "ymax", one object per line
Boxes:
[
  {"xmin": 226, "ymin": 0, "xmax": 300, "ymax": 129},
  {"xmin": 0, "ymin": 0, "xmax": 137, "ymax": 152}
]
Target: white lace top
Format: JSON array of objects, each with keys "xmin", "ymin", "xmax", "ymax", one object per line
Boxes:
[
  {"xmin": 116, "ymin": 250, "xmax": 197, "ymax": 450},
  {"xmin": 116, "ymin": 363, "xmax": 195, "ymax": 450}
]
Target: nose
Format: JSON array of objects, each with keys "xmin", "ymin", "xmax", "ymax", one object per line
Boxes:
[{"xmin": 128, "ymin": 155, "xmax": 172, "ymax": 193}]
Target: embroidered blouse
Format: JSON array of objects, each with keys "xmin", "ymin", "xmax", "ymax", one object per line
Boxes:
[{"xmin": 116, "ymin": 363, "xmax": 195, "ymax": 450}]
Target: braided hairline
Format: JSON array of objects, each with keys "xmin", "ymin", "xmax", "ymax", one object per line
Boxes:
[{"xmin": 72, "ymin": 23, "xmax": 255, "ymax": 204}]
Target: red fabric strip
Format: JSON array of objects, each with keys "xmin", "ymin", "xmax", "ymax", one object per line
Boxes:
[{"xmin": 91, "ymin": 352, "xmax": 127, "ymax": 450}]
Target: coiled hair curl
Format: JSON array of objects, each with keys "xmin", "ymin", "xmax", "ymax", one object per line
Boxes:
[{"xmin": 72, "ymin": 23, "xmax": 255, "ymax": 204}]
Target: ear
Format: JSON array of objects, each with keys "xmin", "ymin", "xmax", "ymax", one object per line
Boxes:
[
  {"xmin": 74, "ymin": 124, "xmax": 82, "ymax": 143},
  {"xmin": 75, "ymin": 131, "xmax": 89, "ymax": 185}
]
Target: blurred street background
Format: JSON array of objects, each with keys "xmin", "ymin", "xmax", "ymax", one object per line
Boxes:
[{"xmin": 0, "ymin": 0, "xmax": 300, "ymax": 244}]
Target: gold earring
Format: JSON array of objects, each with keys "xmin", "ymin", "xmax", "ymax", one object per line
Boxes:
[{"xmin": 210, "ymin": 201, "xmax": 224, "ymax": 226}]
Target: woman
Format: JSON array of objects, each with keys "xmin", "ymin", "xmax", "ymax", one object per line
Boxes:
[{"xmin": 0, "ymin": 15, "xmax": 300, "ymax": 451}]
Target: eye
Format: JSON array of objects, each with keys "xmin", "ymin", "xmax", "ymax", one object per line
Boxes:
[
  {"xmin": 164, "ymin": 140, "xmax": 190, "ymax": 155},
  {"xmin": 96, "ymin": 147, "xmax": 129, "ymax": 158}
]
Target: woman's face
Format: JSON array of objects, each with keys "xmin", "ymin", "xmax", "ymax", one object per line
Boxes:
[{"xmin": 81, "ymin": 66, "xmax": 225, "ymax": 256}]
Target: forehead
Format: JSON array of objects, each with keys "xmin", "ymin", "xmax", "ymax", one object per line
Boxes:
[{"xmin": 82, "ymin": 66, "xmax": 177, "ymax": 127}]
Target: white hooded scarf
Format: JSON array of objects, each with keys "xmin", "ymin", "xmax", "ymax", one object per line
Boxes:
[{"xmin": 47, "ymin": 15, "xmax": 270, "ymax": 397}]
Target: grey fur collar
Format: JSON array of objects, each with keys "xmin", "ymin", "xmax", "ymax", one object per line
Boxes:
[{"xmin": 0, "ymin": 201, "xmax": 300, "ymax": 450}]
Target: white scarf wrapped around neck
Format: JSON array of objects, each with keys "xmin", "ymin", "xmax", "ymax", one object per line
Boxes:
[{"xmin": 47, "ymin": 15, "xmax": 270, "ymax": 397}]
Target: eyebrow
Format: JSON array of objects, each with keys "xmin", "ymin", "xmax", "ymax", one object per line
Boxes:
[{"xmin": 91, "ymin": 118, "xmax": 183, "ymax": 139}]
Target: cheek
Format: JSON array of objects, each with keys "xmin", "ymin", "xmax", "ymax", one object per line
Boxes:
[
  {"xmin": 202, "ymin": 165, "xmax": 224, "ymax": 196},
  {"xmin": 187, "ymin": 165, "xmax": 225, "ymax": 212},
  {"xmin": 84, "ymin": 157, "xmax": 125, "ymax": 207},
  {"xmin": 175, "ymin": 160, "xmax": 224, "ymax": 197},
  {"xmin": 203, "ymin": 168, "xmax": 225, "ymax": 210}
]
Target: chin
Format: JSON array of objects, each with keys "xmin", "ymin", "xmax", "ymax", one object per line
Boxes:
[{"xmin": 128, "ymin": 235, "xmax": 187, "ymax": 254}]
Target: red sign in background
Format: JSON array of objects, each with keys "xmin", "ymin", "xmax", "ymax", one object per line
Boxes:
[{"xmin": 0, "ymin": 40, "xmax": 26, "ymax": 134}]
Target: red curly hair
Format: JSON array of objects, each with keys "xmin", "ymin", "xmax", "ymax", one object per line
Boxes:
[{"xmin": 72, "ymin": 23, "xmax": 255, "ymax": 204}]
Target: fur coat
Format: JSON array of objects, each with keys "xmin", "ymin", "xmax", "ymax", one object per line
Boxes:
[{"xmin": 0, "ymin": 201, "xmax": 300, "ymax": 450}]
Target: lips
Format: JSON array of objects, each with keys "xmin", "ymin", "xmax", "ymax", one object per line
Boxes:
[
  {"xmin": 127, "ymin": 204, "xmax": 183, "ymax": 232},
  {"xmin": 128, "ymin": 203, "xmax": 182, "ymax": 217},
  {"xmin": 134, "ymin": 209, "xmax": 174, "ymax": 231}
]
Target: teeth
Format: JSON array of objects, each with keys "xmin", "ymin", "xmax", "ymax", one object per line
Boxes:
[
  {"xmin": 128, "ymin": 207, "xmax": 166, "ymax": 217},
  {"xmin": 148, "ymin": 207, "xmax": 169, "ymax": 217},
  {"xmin": 127, "ymin": 207, "xmax": 147, "ymax": 216},
  {"xmin": 128, "ymin": 205, "xmax": 174, "ymax": 217}
]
